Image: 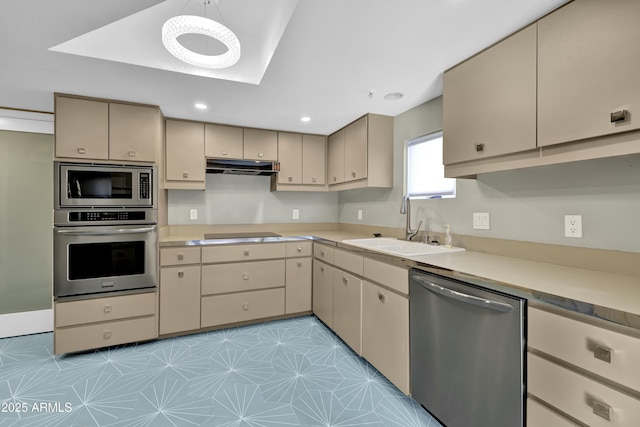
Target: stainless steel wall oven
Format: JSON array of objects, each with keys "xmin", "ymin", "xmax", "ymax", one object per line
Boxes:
[{"xmin": 53, "ymin": 162, "xmax": 158, "ymax": 299}]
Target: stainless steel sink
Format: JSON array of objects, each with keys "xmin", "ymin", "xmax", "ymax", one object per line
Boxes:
[{"xmin": 342, "ymin": 237, "xmax": 465, "ymax": 256}]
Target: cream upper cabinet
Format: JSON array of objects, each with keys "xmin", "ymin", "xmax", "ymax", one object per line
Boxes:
[
  {"xmin": 443, "ymin": 24, "xmax": 537, "ymax": 165},
  {"xmin": 344, "ymin": 116, "xmax": 368, "ymax": 182},
  {"xmin": 55, "ymin": 94, "xmax": 159, "ymax": 163},
  {"xmin": 109, "ymin": 103, "xmax": 158, "ymax": 162},
  {"xmin": 55, "ymin": 96, "xmax": 109, "ymax": 160},
  {"xmin": 328, "ymin": 129, "xmax": 345, "ymax": 185},
  {"xmin": 278, "ymin": 132, "xmax": 303, "ymax": 184},
  {"xmin": 302, "ymin": 134, "xmax": 326, "ymax": 185},
  {"xmin": 205, "ymin": 123, "xmax": 243, "ymax": 159},
  {"xmin": 537, "ymin": 0, "xmax": 640, "ymax": 147},
  {"xmin": 243, "ymin": 128, "xmax": 277, "ymax": 161},
  {"xmin": 165, "ymin": 119, "xmax": 205, "ymax": 187}
]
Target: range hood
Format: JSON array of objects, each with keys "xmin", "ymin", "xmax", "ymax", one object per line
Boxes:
[{"xmin": 206, "ymin": 159, "xmax": 280, "ymax": 176}]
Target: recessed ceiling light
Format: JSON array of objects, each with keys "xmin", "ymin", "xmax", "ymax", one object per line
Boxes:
[
  {"xmin": 301, "ymin": 116, "xmax": 311, "ymax": 122},
  {"xmin": 384, "ymin": 92, "xmax": 404, "ymax": 101},
  {"xmin": 195, "ymin": 103, "xmax": 207, "ymax": 110}
]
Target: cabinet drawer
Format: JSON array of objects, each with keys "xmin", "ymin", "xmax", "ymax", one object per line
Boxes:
[
  {"xmin": 529, "ymin": 307, "xmax": 640, "ymax": 391},
  {"xmin": 527, "ymin": 398, "xmax": 579, "ymax": 427},
  {"xmin": 286, "ymin": 240, "xmax": 312, "ymax": 257},
  {"xmin": 55, "ymin": 292, "xmax": 156, "ymax": 327},
  {"xmin": 55, "ymin": 316, "xmax": 157, "ymax": 354},
  {"xmin": 160, "ymin": 246, "xmax": 201, "ymax": 266},
  {"xmin": 201, "ymin": 260, "xmax": 285, "ymax": 295},
  {"xmin": 313, "ymin": 243, "xmax": 334, "ymax": 264},
  {"xmin": 334, "ymin": 248, "xmax": 363, "ymax": 276},
  {"xmin": 201, "ymin": 288, "xmax": 285, "ymax": 327},
  {"xmin": 202, "ymin": 243, "xmax": 285, "ymax": 263},
  {"xmin": 528, "ymin": 353, "xmax": 640, "ymax": 427},
  {"xmin": 363, "ymin": 258, "xmax": 408, "ymax": 295}
]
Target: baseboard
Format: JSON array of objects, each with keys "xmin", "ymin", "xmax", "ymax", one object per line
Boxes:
[{"xmin": 0, "ymin": 309, "xmax": 53, "ymax": 338}]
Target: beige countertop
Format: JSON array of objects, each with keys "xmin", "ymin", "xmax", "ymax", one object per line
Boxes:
[{"xmin": 160, "ymin": 229, "xmax": 640, "ymax": 329}]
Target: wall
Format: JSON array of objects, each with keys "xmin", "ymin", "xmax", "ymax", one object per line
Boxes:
[
  {"xmin": 168, "ymin": 174, "xmax": 339, "ymax": 225},
  {"xmin": 339, "ymin": 96, "xmax": 640, "ymax": 254}
]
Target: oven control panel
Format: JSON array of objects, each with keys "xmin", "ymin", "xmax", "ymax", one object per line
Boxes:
[{"xmin": 68, "ymin": 211, "xmax": 148, "ymax": 222}]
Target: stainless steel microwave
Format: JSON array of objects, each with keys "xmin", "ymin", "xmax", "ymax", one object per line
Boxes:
[{"xmin": 55, "ymin": 162, "xmax": 156, "ymax": 209}]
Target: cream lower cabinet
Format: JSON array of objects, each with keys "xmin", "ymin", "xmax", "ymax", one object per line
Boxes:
[
  {"xmin": 312, "ymin": 259, "xmax": 334, "ymax": 328},
  {"xmin": 54, "ymin": 292, "xmax": 158, "ymax": 354},
  {"xmin": 333, "ymin": 269, "xmax": 362, "ymax": 354},
  {"xmin": 527, "ymin": 306, "xmax": 640, "ymax": 426},
  {"xmin": 159, "ymin": 246, "xmax": 201, "ymax": 335},
  {"xmin": 285, "ymin": 241, "xmax": 312, "ymax": 314}
]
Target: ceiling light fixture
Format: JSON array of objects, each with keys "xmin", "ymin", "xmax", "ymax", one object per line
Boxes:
[
  {"xmin": 384, "ymin": 92, "xmax": 404, "ymax": 101},
  {"xmin": 195, "ymin": 103, "xmax": 208, "ymax": 110},
  {"xmin": 300, "ymin": 116, "xmax": 311, "ymax": 122},
  {"xmin": 162, "ymin": 13, "xmax": 240, "ymax": 70}
]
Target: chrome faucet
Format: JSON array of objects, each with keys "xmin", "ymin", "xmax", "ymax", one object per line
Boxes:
[{"xmin": 400, "ymin": 195, "xmax": 423, "ymax": 241}]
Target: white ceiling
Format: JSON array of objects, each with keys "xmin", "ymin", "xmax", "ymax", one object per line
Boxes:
[{"xmin": 0, "ymin": 0, "xmax": 568, "ymax": 135}]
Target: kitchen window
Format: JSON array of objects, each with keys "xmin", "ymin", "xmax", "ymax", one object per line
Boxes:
[{"xmin": 405, "ymin": 131, "xmax": 456, "ymax": 198}]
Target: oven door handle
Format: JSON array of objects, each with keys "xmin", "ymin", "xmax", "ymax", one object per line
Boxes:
[
  {"xmin": 412, "ymin": 275, "xmax": 514, "ymax": 313},
  {"xmin": 56, "ymin": 227, "xmax": 156, "ymax": 236}
]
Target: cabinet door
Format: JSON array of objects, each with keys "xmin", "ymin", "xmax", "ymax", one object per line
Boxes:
[
  {"xmin": 302, "ymin": 134, "xmax": 326, "ymax": 185},
  {"xmin": 278, "ymin": 132, "xmax": 303, "ymax": 184},
  {"xmin": 160, "ymin": 265, "xmax": 201, "ymax": 335},
  {"xmin": 443, "ymin": 24, "xmax": 537, "ymax": 164},
  {"xmin": 327, "ymin": 129, "xmax": 345, "ymax": 184},
  {"xmin": 312, "ymin": 260, "xmax": 334, "ymax": 328},
  {"xmin": 538, "ymin": 1, "xmax": 640, "ymax": 147},
  {"xmin": 362, "ymin": 281, "xmax": 409, "ymax": 394},
  {"xmin": 243, "ymin": 128, "xmax": 277, "ymax": 161},
  {"xmin": 55, "ymin": 96, "xmax": 109, "ymax": 160},
  {"xmin": 285, "ymin": 257, "xmax": 312, "ymax": 314},
  {"xmin": 165, "ymin": 120, "xmax": 205, "ymax": 182},
  {"xmin": 205, "ymin": 123, "xmax": 243, "ymax": 159},
  {"xmin": 333, "ymin": 269, "xmax": 362, "ymax": 354},
  {"xmin": 344, "ymin": 116, "xmax": 368, "ymax": 181},
  {"xmin": 109, "ymin": 103, "xmax": 158, "ymax": 162}
]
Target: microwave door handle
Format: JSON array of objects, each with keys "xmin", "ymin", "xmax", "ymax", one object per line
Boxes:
[
  {"xmin": 412, "ymin": 275, "xmax": 514, "ymax": 313},
  {"xmin": 56, "ymin": 227, "xmax": 155, "ymax": 235}
]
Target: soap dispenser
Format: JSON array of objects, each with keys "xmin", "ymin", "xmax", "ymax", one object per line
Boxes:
[{"xmin": 444, "ymin": 225, "xmax": 452, "ymax": 248}]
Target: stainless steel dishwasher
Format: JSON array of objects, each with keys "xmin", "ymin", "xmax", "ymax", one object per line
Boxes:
[{"xmin": 410, "ymin": 269, "xmax": 525, "ymax": 427}]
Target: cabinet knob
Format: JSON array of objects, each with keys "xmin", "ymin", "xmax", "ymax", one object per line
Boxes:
[
  {"xmin": 610, "ymin": 109, "xmax": 628, "ymax": 123},
  {"xmin": 77, "ymin": 147, "xmax": 87, "ymax": 154},
  {"xmin": 296, "ymin": 247, "xmax": 303, "ymax": 253},
  {"xmin": 182, "ymin": 171, "xmax": 189, "ymax": 179},
  {"xmin": 128, "ymin": 150, "xmax": 136, "ymax": 157},
  {"xmin": 475, "ymin": 143, "xmax": 485, "ymax": 153},
  {"xmin": 378, "ymin": 292, "xmax": 386, "ymax": 303},
  {"xmin": 177, "ymin": 253, "xmax": 184, "ymax": 261},
  {"xmin": 333, "ymin": 176, "xmax": 337, "ymax": 182},
  {"xmin": 592, "ymin": 399, "xmax": 612, "ymax": 421},
  {"xmin": 311, "ymin": 177, "xmax": 317, "ymax": 183},
  {"xmin": 288, "ymin": 176, "xmax": 293, "ymax": 182},
  {"xmin": 243, "ymin": 249, "xmax": 250, "ymax": 256},
  {"xmin": 221, "ymin": 151, "xmax": 228, "ymax": 156},
  {"xmin": 103, "ymin": 330, "xmax": 112, "ymax": 340},
  {"xmin": 178, "ymin": 271, "xmax": 184, "ymax": 278},
  {"xmin": 342, "ymin": 277, "xmax": 348, "ymax": 285},
  {"xmin": 351, "ymin": 171, "xmax": 356, "ymax": 178},
  {"xmin": 243, "ymin": 273, "xmax": 250, "ymax": 280},
  {"xmin": 242, "ymin": 303, "xmax": 249, "ymax": 311},
  {"xmin": 258, "ymin": 153, "xmax": 264, "ymax": 158},
  {"xmin": 594, "ymin": 344, "xmax": 612, "ymax": 363},
  {"xmin": 320, "ymin": 266, "xmax": 325, "ymax": 273},
  {"xmin": 104, "ymin": 305, "xmax": 112, "ymax": 313},
  {"xmin": 297, "ymin": 261, "xmax": 302, "ymax": 267}
]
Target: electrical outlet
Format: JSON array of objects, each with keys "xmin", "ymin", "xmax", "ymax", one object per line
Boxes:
[
  {"xmin": 292, "ymin": 209, "xmax": 300, "ymax": 220},
  {"xmin": 190, "ymin": 209, "xmax": 197, "ymax": 220},
  {"xmin": 473, "ymin": 212, "xmax": 490, "ymax": 230},
  {"xmin": 564, "ymin": 215, "xmax": 582, "ymax": 238},
  {"xmin": 357, "ymin": 209, "xmax": 363, "ymax": 221}
]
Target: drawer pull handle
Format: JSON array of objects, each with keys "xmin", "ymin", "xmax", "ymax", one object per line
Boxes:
[
  {"xmin": 244, "ymin": 250, "xmax": 250, "ymax": 256},
  {"xmin": 592, "ymin": 399, "xmax": 612, "ymax": 421},
  {"xmin": 243, "ymin": 303, "xmax": 249, "ymax": 311},
  {"xmin": 320, "ymin": 266, "xmax": 325, "ymax": 273},
  {"xmin": 77, "ymin": 147, "xmax": 87, "ymax": 154},
  {"xmin": 128, "ymin": 150, "xmax": 136, "ymax": 157},
  {"xmin": 312, "ymin": 177, "xmax": 317, "ymax": 183},
  {"xmin": 296, "ymin": 247, "xmax": 303, "ymax": 253},
  {"xmin": 178, "ymin": 271, "xmax": 184, "ymax": 278},
  {"xmin": 594, "ymin": 345, "xmax": 612, "ymax": 363},
  {"xmin": 177, "ymin": 253, "xmax": 184, "ymax": 260},
  {"xmin": 104, "ymin": 305, "xmax": 112, "ymax": 313},
  {"xmin": 610, "ymin": 109, "xmax": 628, "ymax": 123},
  {"xmin": 378, "ymin": 292, "xmax": 385, "ymax": 303},
  {"xmin": 333, "ymin": 176, "xmax": 337, "ymax": 182},
  {"xmin": 351, "ymin": 171, "xmax": 356, "ymax": 178},
  {"xmin": 288, "ymin": 176, "xmax": 293, "ymax": 182},
  {"xmin": 243, "ymin": 273, "xmax": 249, "ymax": 280},
  {"xmin": 222, "ymin": 151, "xmax": 228, "ymax": 155},
  {"xmin": 182, "ymin": 171, "xmax": 189, "ymax": 179},
  {"xmin": 475, "ymin": 143, "xmax": 485, "ymax": 153},
  {"xmin": 103, "ymin": 331, "xmax": 112, "ymax": 340},
  {"xmin": 342, "ymin": 277, "xmax": 348, "ymax": 285},
  {"xmin": 258, "ymin": 153, "xmax": 264, "ymax": 158},
  {"xmin": 320, "ymin": 250, "xmax": 326, "ymax": 257},
  {"xmin": 297, "ymin": 261, "xmax": 302, "ymax": 267}
]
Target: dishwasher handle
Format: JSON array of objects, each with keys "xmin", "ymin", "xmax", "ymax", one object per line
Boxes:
[{"xmin": 412, "ymin": 275, "xmax": 514, "ymax": 313}]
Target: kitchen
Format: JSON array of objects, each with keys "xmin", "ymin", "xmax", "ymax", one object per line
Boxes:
[{"xmin": 2, "ymin": 0, "xmax": 640, "ymax": 426}]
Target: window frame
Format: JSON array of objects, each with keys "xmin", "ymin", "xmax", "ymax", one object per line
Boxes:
[{"xmin": 404, "ymin": 131, "xmax": 456, "ymax": 199}]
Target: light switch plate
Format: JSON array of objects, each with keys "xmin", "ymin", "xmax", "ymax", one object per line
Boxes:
[
  {"xmin": 190, "ymin": 209, "xmax": 197, "ymax": 220},
  {"xmin": 357, "ymin": 210, "xmax": 363, "ymax": 221},
  {"xmin": 473, "ymin": 212, "xmax": 490, "ymax": 230},
  {"xmin": 292, "ymin": 209, "xmax": 300, "ymax": 220}
]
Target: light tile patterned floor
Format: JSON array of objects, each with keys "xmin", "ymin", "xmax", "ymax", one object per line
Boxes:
[{"xmin": 0, "ymin": 315, "xmax": 441, "ymax": 426}]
